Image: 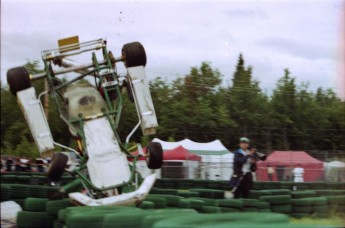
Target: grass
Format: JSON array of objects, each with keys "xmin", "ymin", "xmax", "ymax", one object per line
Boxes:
[{"xmin": 290, "ymin": 216, "xmax": 345, "ymax": 227}]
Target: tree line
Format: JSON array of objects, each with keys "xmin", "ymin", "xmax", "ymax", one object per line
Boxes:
[{"xmin": 1, "ymin": 55, "xmax": 344, "ymax": 159}]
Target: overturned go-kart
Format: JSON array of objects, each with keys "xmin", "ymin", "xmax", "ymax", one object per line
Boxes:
[{"xmin": 7, "ymin": 36, "xmax": 163, "ymax": 206}]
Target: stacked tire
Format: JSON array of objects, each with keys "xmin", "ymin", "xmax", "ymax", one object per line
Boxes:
[{"xmin": 260, "ymin": 195, "xmax": 292, "ymax": 214}]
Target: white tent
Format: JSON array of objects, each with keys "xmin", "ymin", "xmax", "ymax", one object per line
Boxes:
[
  {"xmin": 153, "ymin": 138, "xmax": 233, "ymax": 180},
  {"xmin": 324, "ymin": 161, "xmax": 345, "ymax": 182},
  {"xmin": 152, "ymin": 138, "xmax": 229, "ymax": 151}
]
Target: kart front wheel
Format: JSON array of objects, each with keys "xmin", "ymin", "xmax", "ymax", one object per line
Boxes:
[
  {"xmin": 46, "ymin": 153, "xmax": 68, "ymax": 181},
  {"xmin": 7, "ymin": 67, "xmax": 31, "ymax": 96},
  {"xmin": 122, "ymin": 42, "xmax": 147, "ymax": 67},
  {"xmin": 146, "ymin": 142, "xmax": 163, "ymax": 169}
]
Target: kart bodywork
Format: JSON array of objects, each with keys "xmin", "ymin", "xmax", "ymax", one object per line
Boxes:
[{"xmin": 7, "ymin": 36, "xmax": 163, "ymax": 206}]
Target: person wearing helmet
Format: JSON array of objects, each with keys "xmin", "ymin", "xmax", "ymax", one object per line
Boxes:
[{"xmin": 230, "ymin": 137, "xmax": 256, "ymax": 198}]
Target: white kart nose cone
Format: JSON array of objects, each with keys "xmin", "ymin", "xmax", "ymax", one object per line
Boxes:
[{"xmin": 69, "ymin": 173, "xmax": 157, "ymax": 206}]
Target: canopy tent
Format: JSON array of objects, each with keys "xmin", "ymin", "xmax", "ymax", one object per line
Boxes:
[
  {"xmin": 163, "ymin": 146, "xmax": 201, "ymax": 161},
  {"xmin": 152, "ymin": 138, "xmax": 229, "ymax": 155},
  {"xmin": 130, "ymin": 146, "xmax": 202, "ymax": 179},
  {"xmin": 198, "ymin": 152, "xmax": 234, "ymax": 180},
  {"xmin": 130, "ymin": 146, "xmax": 201, "ymax": 161},
  {"xmin": 257, "ymin": 151, "xmax": 324, "ymax": 182},
  {"xmin": 324, "ymin": 161, "xmax": 345, "ymax": 182}
]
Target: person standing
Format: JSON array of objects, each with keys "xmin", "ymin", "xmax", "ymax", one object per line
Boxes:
[
  {"xmin": 267, "ymin": 163, "xmax": 275, "ymax": 181},
  {"xmin": 6, "ymin": 157, "xmax": 13, "ymax": 172},
  {"xmin": 230, "ymin": 137, "xmax": 256, "ymax": 198},
  {"xmin": 292, "ymin": 164, "xmax": 305, "ymax": 183}
]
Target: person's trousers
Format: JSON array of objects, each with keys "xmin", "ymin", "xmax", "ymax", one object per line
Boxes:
[
  {"xmin": 234, "ymin": 172, "xmax": 253, "ymax": 199},
  {"xmin": 268, "ymin": 173, "xmax": 273, "ymax": 181},
  {"xmin": 294, "ymin": 177, "xmax": 304, "ymax": 182}
]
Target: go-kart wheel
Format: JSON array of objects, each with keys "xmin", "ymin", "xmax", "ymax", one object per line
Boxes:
[
  {"xmin": 146, "ymin": 142, "xmax": 163, "ymax": 169},
  {"xmin": 123, "ymin": 79, "xmax": 135, "ymax": 102},
  {"xmin": 122, "ymin": 42, "xmax": 147, "ymax": 67},
  {"xmin": 46, "ymin": 153, "xmax": 68, "ymax": 181},
  {"xmin": 7, "ymin": 67, "xmax": 31, "ymax": 96}
]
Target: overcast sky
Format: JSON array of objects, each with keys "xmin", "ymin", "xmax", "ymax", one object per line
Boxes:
[{"xmin": 1, "ymin": 0, "xmax": 344, "ymax": 97}]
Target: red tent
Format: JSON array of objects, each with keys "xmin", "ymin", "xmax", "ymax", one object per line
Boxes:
[
  {"xmin": 130, "ymin": 146, "xmax": 201, "ymax": 161},
  {"xmin": 256, "ymin": 151, "xmax": 324, "ymax": 182},
  {"xmin": 164, "ymin": 146, "xmax": 201, "ymax": 161}
]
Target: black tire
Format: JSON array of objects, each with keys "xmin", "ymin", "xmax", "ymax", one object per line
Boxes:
[
  {"xmin": 46, "ymin": 153, "xmax": 68, "ymax": 181},
  {"xmin": 7, "ymin": 66, "xmax": 31, "ymax": 95},
  {"xmin": 122, "ymin": 42, "xmax": 147, "ymax": 67},
  {"xmin": 146, "ymin": 142, "xmax": 163, "ymax": 169}
]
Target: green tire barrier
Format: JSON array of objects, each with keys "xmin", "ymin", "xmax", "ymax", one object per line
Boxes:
[
  {"xmin": 217, "ymin": 199, "xmax": 243, "ymax": 209},
  {"xmin": 177, "ymin": 199, "xmax": 191, "ymax": 208},
  {"xmin": 150, "ymin": 188, "xmax": 178, "ymax": 195},
  {"xmin": 189, "ymin": 197, "xmax": 219, "ymax": 206},
  {"xmin": 241, "ymin": 207, "xmax": 259, "ymax": 212},
  {"xmin": 17, "ymin": 211, "xmax": 53, "ymax": 228},
  {"xmin": 312, "ymin": 205, "xmax": 328, "ymax": 213},
  {"xmin": 190, "ymin": 189, "xmax": 224, "ymax": 199},
  {"xmin": 102, "ymin": 212, "xmax": 148, "ymax": 228},
  {"xmin": 207, "ymin": 181, "xmax": 222, "ymax": 189},
  {"xmin": 145, "ymin": 196, "xmax": 168, "ymax": 208},
  {"xmin": 66, "ymin": 210, "xmax": 117, "ymax": 228},
  {"xmin": 291, "ymin": 205, "xmax": 312, "ymax": 213},
  {"xmin": 46, "ymin": 199, "xmax": 75, "ymax": 216},
  {"xmin": 24, "ymin": 198, "xmax": 48, "ymax": 212},
  {"xmin": 257, "ymin": 201, "xmax": 270, "ymax": 209},
  {"xmin": 241, "ymin": 199, "xmax": 258, "ymax": 207},
  {"xmin": 0, "ymin": 184, "xmax": 11, "ymax": 201},
  {"xmin": 220, "ymin": 207, "xmax": 240, "ymax": 212},
  {"xmin": 1, "ymin": 175, "xmax": 18, "ymax": 184},
  {"xmin": 16, "ymin": 176, "xmax": 31, "ymax": 185},
  {"xmin": 152, "ymin": 212, "xmax": 289, "ymax": 228},
  {"xmin": 177, "ymin": 191, "xmax": 199, "ymax": 198},
  {"xmin": 291, "ymin": 198, "xmax": 311, "ymax": 206},
  {"xmin": 267, "ymin": 189, "xmax": 291, "ymax": 195},
  {"xmin": 305, "ymin": 197, "xmax": 327, "ymax": 206},
  {"xmin": 270, "ymin": 204, "xmax": 292, "ymax": 213},
  {"xmin": 139, "ymin": 201, "xmax": 155, "ymax": 209},
  {"xmin": 149, "ymin": 194, "xmax": 182, "ymax": 206},
  {"xmin": 53, "ymin": 220, "xmax": 64, "ymax": 228},
  {"xmin": 200, "ymin": 206, "xmax": 221, "ymax": 213},
  {"xmin": 258, "ymin": 209, "xmax": 271, "ymax": 212},
  {"xmin": 310, "ymin": 183, "xmax": 326, "ymax": 190},
  {"xmin": 58, "ymin": 206, "xmax": 142, "ymax": 223},
  {"xmin": 64, "ymin": 207, "xmax": 143, "ymax": 228},
  {"xmin": 9, "ymin": 184, "xmax": 29, "ymax": 199},
  {"xmin": 249, "ymin": 190, "xmax": 272, "ymax": 199},
  {"xmin": 140, "ymin": 209, "xmax": 198, "ymax": 228},
  {"xmin": 325, "ymin": 195, "xmax": 345, "ymax": 205},
  {"xmin": 291, "ymin": 190, "xmax": 316, "ymax": 199},
  {"xmin": 259, "ymin": 195, "xmax": 291, "ymax": 205},
  {"xmin": 186, "ymin": 199, "xmax": 204, "ymax": 210}
]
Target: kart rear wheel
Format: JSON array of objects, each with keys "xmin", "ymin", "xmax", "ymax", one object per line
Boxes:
[
  {"xmin": 46, "ymin": 153, "xmax": 68, "ymax": 181},
  {"xmin": 7, "ymin": 67, "xmax": 31, "ymax": 95},
  {"xmin": 146, "ymin": 142, "xmax": 163, "ymax": 169},
  {"xmin": 122, "ymin": 42, "xmax": 147, "ymax": 67}
]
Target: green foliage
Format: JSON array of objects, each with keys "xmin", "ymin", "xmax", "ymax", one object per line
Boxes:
[{"xmin": 1, "ymin": 57, "xmax": 344, "ymax": 159}]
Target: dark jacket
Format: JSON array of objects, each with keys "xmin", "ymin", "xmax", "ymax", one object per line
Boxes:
[
  {"xmin": 230, "ymin": 149, "xmax": 256, "ymax": 188},
  {"xmin": 233, "ymin": 149, "xmax": 250, "ymax": 175}
]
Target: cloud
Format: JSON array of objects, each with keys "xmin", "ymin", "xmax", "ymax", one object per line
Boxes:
[
  {"xmin": 223, "ymin": 9, "xmax": 267, "ymax": 19},
  {"xmin": 0, "ymin": 0, "xmax": 342, "ymax": 96},
  {"xmin": 257, "ymin": 37, "xmax": 337, "ymax": 61}
]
